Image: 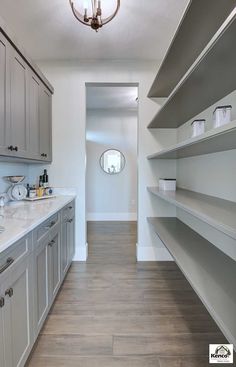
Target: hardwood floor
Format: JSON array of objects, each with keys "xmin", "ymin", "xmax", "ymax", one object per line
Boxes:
[{"xmin": 27, "ymin": 221, "xmax": 229, "ymax": 367}]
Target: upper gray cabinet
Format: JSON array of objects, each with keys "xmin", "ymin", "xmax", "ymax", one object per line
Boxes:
[
  {"xmin": 39, "ymin": 86, "xmax": 52, "ymax": 162},
  {"xmin": 29, "ymin": 72, "xmax": 41, "ymax": 160},
  {"xmin": 29, "ymin": 71, "xmax": 52, "ymax": 162},
  {"xmin": 0, "ymin": 33, "xmax": 10, "ymax": 156},
  {"xmin": 0, "ymin": 29, "xmax": 53, "ymax": 163},
  {"xmin": 10, "ymin": 50, "xmax": 29, "ymax": 158}
]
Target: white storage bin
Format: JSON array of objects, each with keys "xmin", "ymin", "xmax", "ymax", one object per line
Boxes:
[
  {"xmin": 191, "ymin": 119, "xmax": 205, "ymax": 137},
  {"xmin": 159, "ymin": 179, "xmax": 176, "ymax": 191},
  {"xmin": 213, "ymin": 105, "xmax": 232, "ymax": 128}
]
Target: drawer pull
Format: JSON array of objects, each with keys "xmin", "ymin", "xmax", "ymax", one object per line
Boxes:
[
  {"xmin": 0, "ymin": 297, "xmax": 4, "ymax": 308},
  {"xmin": 68, "ymin": 206, "xmax": 73, "ymax": 209},
  {"xmin": 0, "ymin": 257, "xmax": 14, "ymax": 274},
  {"xmin": 45, "ymin": 221, "xmax": 56, "ymax": 229},
  {"xmin": 5, "ymin": 288, "xmax": 13, "ymax": 298}
]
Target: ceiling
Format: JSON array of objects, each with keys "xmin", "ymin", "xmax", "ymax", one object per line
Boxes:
[
  {"xmin": 0, "ymin": 0, "xmax": 189, "ymax": 61},
  {"xmin": 87, "ymin": 86, "xmax": 138, "ymax": 110}
]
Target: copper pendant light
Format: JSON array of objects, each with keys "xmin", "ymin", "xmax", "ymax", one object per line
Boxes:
[{"xmin": 69, "ymin": 0, "xmax": 120, "ymax": 32}]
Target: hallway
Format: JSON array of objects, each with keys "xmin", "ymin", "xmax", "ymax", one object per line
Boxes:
[{"xmin": 28, "ymin": 222, "xmax": 227, "ymax": 367}]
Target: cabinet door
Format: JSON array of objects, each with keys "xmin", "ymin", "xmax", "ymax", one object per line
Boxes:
[
  {"xmin": 0, "ymin": 33, "xmax": 10, "ymax": 156},
  {"xmin": 48, "ymin": 232, "xmax": 61, "ymax": 303},
  {"xmin": 61, "ymin": 220, "xmax": 70, "ymax": 279},
  {"xmin": 29, "ymin": 72, "xmax": 41, "ymax": 160},
  {"xmin": 34, "ymin": 237, "xmax": 49, "ymax": 337},
  {"xmin": 10, "ymin": 50, "xmax": 29, "ymax": 157},
  {"xmin": 68, "ymin": 217, "xmax": 75, "ymax": 263},
  {"xmin": 0, "ymin": 286, "xmax": 6, "ymax": 367},
  {"xmin": 39, "ymin": 85, "xmax": 52, "ymax": 162},
  {"xmin": 2, "ymin": 255, "xmax": 33, "ymax": 367}
]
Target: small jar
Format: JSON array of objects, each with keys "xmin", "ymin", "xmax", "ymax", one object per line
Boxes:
[{"xmin": 29, "ymin": 187, "xmax": 37, "ymax": 198}]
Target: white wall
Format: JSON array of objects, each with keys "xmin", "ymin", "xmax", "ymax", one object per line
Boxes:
[
  {"xmin": 29, "ymin": 60, "xmax": 176, "ymax": 261},
  {"xmin": 86, "ymin": 108, "xmax": 137, "ymax": 221}
]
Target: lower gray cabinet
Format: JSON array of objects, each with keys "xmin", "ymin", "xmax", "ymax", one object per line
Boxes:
[
  {"xmin": 0, "ymin": 200, "xmax": 75, "ymax": 367},
  {"xmin": 0, "ymin": 286, "xmax": 5, "ymax": 367},
  {"xmin": 61, "ymin": 208, "xmax": 75, "ymax": 279},
  {"xmin": 0, "ymin": 252, "xmax": 33, "ymax": 367},
  {"xmin": 33, "ymin": 235, "xmax": 49, "ymax": 337},
  {"xmin": 48, "ymin": 231, "xmax": 61, "ymax": 304},
  {"xmin": 61, "ymin": 219, "xmax": 70, "ymax": 278}
]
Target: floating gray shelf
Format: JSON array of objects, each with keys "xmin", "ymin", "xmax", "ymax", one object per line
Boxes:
[
  {"xmin": 148, "ymin": 0, "xmax": 236, "ymax": 98},
  {"xmin": 147, "ymin": 217, "xmax": 236, "ymax": 347},
  {"xmin": 147, "ymin": 187, "xmax": 236, "ymax": 244},
  {"xmin": 148, "ymin": 8, "xmax": 236, "ymax": 128},
  {"xmin": 147, "ymin": 121, "xmax": 236, "ymax": 159}
]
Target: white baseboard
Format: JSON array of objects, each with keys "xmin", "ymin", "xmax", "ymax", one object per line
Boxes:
[
  {"xmin": 87, "ymin": 212, "xmax": 137, "ymax": 221},
  {"xmin": 136, "ymin": 244, "xmax": 173, "ymax": 261},
  {"xmin": 73, "ymin": 243, "xmax": 88, "ymax": 261}
]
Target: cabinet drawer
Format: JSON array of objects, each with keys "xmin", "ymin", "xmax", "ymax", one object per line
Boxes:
[
  {"xmin": 35, "ymin": 213, "xmax": 60, "ymax": 242},
  {"xmin": 62, "ymin": 201, "xmax": 75, "ymax": 221},
  {"xmin": 0, "ymin": 235, "xmax": 31, "ymax": 277}
]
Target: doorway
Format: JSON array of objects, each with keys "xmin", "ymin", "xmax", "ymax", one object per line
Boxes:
[{"xmin": 85, "ymin": 83, "xmax": 138, "ymax": 261}]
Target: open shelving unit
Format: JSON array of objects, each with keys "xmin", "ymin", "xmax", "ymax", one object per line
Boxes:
[
  {"xmin": 146, "ymin": 2, "xmax": 236, "ymax": 348},
  {"xmin": 147, "ymin": 121, "xmax": 236, "ymax": 159},
  {"xmin": 147, "ymin": 187, "xmax": 236, "ymax": 254},
  {"xmin": 147, "ymin": 217, "xmax": 236, "ymax": 346},
  {"xmin": 148, "ymin": 8, "xmax": 236, "ymax": 128},
  {"xmin": 148, "ymin": 0, "xmax": 236, "ymax": 98}
]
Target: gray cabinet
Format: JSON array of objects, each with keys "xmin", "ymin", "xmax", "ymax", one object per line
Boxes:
[
  {"xmin": 9, "ymin": 49, "xmax": 29, "ymax": 158},
  {"xmin": 0, "ymin": 285, "xmax": 5, "ymax": 367},
  {"xmin": 39, "ymin": 85, "xmax": 52, "ymax": 162},
  {"xmin": 0, "ymin": 235, "xmax": 33, "ymax": 367},
  {"xmin": 0, "ymin": 30, "xmax": 53, "ymax": 163},
  {"xmin": 61, "ymin": 201, "xmax": 75, "ymax": 279},
  {"xmin": 33, "ymin": 235, "xmax": 49, "ymax": 337},
  {"xmin": 48, "ymin": 231, "xmax": 61, "ymax": 303},
  {"xmin": 29, "ymin": 72, "xmax": 41, "ymax": 160},
  {"xmin": 33, "ymin": 216, "xmax": 61, "ymax": 338},
  {"xmin": 0, "ymin": 33, "xmax": 10, "ymax": 156},
  {"xmin": 0, "ymin": 201, "xmax": 75, "ymax": 367}
]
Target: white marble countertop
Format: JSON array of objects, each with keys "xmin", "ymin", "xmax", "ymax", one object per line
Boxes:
[{"xmin": 0, "ymin": 195, "xmax": 76, "ymax": 255}]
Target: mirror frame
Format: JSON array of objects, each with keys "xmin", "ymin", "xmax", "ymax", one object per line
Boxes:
[{"xmin": 99, "ymin": 149, "xmax": 126, "ymax": 175}]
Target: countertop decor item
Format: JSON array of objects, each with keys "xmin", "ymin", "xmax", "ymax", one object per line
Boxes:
[
  {"xmin": 24, "ymin": 195, "xmax": 57, "ymax": 202},
  {"xmin": 69, "ymin": 0, "xmax": 120, "ymax": 32},
  {"xmin": 4, "ymin": 176, "xmax": 27, "ymax": 201}
]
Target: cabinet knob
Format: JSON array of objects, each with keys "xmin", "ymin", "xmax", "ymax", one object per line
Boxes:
[
  {"xmin": 0, "ymin": 297, "xmax": 5, "ymax": 308},
  {"xmin": 48, "ymin": 240, "xmax": 55, "ymax": 247},
  {"xmin": 13, "ymin": 146, "xmax": 18, "ymax": 151},
  {"xmin": 8, "ymin": 145, "xmax": 14, "ymax": 151},
  {"xmin": 41, "ymin": 153, "xmax": 48, "ymax": 158},
  {"xmin": 5, "ymin": 288, "xmax": 13, "ymax": 298},
  {"xmin": 67, "ymin": 219, "xmax": 73, "ymax": 223}
]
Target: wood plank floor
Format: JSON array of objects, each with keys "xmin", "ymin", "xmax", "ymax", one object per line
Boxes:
[{"xmin": 27, "ymin": 221, "xmax": 229, "ymax": 367}]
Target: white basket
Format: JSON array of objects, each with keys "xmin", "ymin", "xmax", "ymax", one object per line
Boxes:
[
  {"xmin": 213, "ymin": 105, "xmax": 232, "ymax": 128},
  {"xmin": 159, "ymin": 179, "xmax": 176, "ymax": 191},
  {"xmin": 191, "ymin": 119, "xmax": 205, "ymax": 138}
]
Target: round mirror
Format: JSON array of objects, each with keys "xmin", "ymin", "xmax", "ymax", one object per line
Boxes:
[{"xmin": 100, "ymin": 149, "xmax": 125, "ymax": 174}]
